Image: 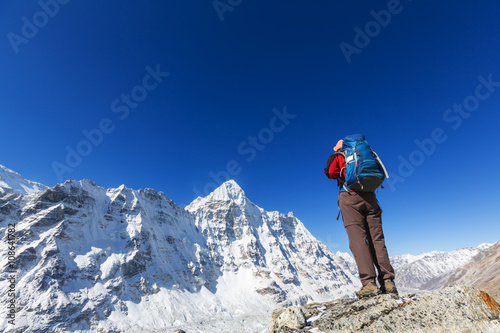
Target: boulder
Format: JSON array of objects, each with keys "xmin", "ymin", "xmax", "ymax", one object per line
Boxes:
[{"xmin": 268, "ymin": 306, "xmax": 307, "ymax": 332}]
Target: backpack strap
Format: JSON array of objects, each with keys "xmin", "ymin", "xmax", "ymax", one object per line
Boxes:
[
  {"xmin": 334, "ymin": 151, "xmax": 352, "ymax": 192},
  {"xmin": 341, "ymin": 182, "xmax": 350, "ymax": 192},
  {"xmin": 370, "ymin": 149, "xmax": 390, "ymax": 179},
  {"xmin": 336, "ymin": 191, "xmax": 353, "ymax": 220},
  {"xmin": 351, "ymin": 147, "xmax": 364, "ymax": 191}
]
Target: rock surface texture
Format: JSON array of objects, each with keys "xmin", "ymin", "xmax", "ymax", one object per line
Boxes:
[{"xmin": 268, "ymin": 286, "xmax": 500, "ymax": 333}]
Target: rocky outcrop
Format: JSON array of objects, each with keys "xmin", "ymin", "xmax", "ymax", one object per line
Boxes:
[{"xmin": 268, "ymin": 286, "xmax": 500, "ymax": 333}]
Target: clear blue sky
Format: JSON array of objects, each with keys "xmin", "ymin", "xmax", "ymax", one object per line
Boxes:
[{"xmin": 1, "ymin": 0, "xmax": 499, "ymax": 255}]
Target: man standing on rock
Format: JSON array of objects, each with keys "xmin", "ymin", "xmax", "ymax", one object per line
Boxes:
[{"xmin": 325, "ymin": 135, "xmax": 398, "ymax": 298}]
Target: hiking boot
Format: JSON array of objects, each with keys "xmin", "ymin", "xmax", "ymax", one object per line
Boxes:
[
  {"xmin": 356, "ymin": 281, "xmax": 381, "ymax": 298},
  {"xmin": 383, "ymin": 279, "xmax": 398, "ymax": 295}
]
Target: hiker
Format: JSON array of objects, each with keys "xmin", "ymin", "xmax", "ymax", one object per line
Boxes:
[{"xmin": 325, "ymin": 135, "xmax": 398, "ymax": 298}]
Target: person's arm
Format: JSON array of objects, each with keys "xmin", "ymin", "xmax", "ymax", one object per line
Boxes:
[{"xmin": 327, "ymin": 155, "xmax": 345, "ymax": 180}]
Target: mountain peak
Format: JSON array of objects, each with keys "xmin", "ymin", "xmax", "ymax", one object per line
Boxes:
[
  {"xmin": 213, "ymin": 179, "xmax": 244, "ymax": 196},
  {"xmin": 186, "ymin": 180, "xmax": 250, "ymax": 212},
  {"xmin": 207, "ymin": 179, "xmax": 247, "ymax": 204},
  {"xmin": 0, "ymin": 164, "xmax": 47, "ymax": 195}
]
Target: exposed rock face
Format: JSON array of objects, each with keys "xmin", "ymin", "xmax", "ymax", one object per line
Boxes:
[
  {"xmin": 268, "ymin": 286, "xmax": 500, "ymax": 333},
  {"xmin": 444, "ymin": 242, "xmax": 500, "ymax": 302},
  {"xmin": 268, "ymin": 306, "xmax": 307, "ymax": 332}
]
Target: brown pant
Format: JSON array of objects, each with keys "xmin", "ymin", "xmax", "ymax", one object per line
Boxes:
[{"xmin": 339, "ymin": 191, "xmax": 395, "ymax": 286}]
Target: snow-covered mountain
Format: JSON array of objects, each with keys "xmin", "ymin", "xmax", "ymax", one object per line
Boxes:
[
  {"xmin": 0, "ymin": 165, "xmax": 47, "ymax": 195},
  {"xmin": 0, "ymin": 164, "xmax": 496, "ymax": 332},
  {"xmin": 332, "ymin": 243, "xmax": 492, "ymax": 295},
  {"xmin": 0, "ymin": 168, "xmax": 359, "ymax": 333},
  {"xmin": 391, "ymin": 245, "xmax": 491, "ymax": 294},
  {"xmin": 443, "ymin": 241, "xmax": 500, "ymax": 301}
]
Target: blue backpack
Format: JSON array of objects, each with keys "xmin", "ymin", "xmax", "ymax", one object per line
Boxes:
[{"xmin": 335, "ymin": 134, "xmax": 389, "ymax": 192}]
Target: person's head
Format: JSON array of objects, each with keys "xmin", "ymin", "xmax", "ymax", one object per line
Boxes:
[{"xmin": 334, "ymin": 139, "xmax": 343, "ymax": 152}]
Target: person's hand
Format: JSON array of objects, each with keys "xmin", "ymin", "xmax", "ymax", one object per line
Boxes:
[{"xmin": 334, "ymin": 140, "xmax": 343, "ymax": 152}]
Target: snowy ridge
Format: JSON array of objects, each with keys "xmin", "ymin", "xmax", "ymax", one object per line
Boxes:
[
  {"xmin": 186, "ymin": 181, "xmax": 361, "ymax": 304},
  {"xmin": 0, "ymin": 169, "xmax": 359, "ymax": 333},
  {"xmin": 391, "ymin": 246, "xmax": 489, "ymax": 293},
  {"xmin": 0, "ymin": 165, "xmax": 47, "ymax": 195},
  {"xmin": 339, "ymin": 246, "xmax": 491, "ymax": 295},
  {"xmin": 0, "ymin": 164, "xmax": 495, "ymax": 332},
  {"xmin": 443, "ymin": 241, "xmax": 500, "ymax": 301}
]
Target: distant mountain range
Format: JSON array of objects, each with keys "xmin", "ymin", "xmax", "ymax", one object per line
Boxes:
[
  {"xmin": 0, "ymin": 164, "xmax": 496, "ymax": 332},
  {"xmin": 443, "ymin": 241, "xmax": 500, "ymax": 301},
  {"xmin": 391, "ymin": 245, "xmax": 491, "ymax": 294}
]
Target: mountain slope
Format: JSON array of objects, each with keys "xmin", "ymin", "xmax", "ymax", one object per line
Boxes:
[
  {"xmin": 444, "ymin": 241, "xmax": 500, "ymax": 301},
  {"xmin": 333, "ymin": 241, "xmax": 490, "ymax": 295},
  {"xmin": 0, "ymin": 165, "xmax": 47, "ymax": 195},
  {"xmin": 186, "ymin": 181, "xmax": 360, "ymax": 305},
  {"xmin": 390, "ymin": 246, "xmax": 485, "ymax": 294},
  {"xmin": 0, "ymin": 165, "xmax": 496, "ymax": 332},
  {"xmin": 0, "ymin": 175, "xmax": 359, "ymax": 333}
]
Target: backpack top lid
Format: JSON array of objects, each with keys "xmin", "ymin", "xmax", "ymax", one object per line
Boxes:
[{"xmin": 342, "ymin": 134, "xmax": 367, "ymax": 149}]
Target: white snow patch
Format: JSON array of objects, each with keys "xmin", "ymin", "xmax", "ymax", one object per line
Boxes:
[
  {"xmin": 74, "ymin": 247, "xmax": 105, "ymax": 269},
  {"xmin": 100, "ymin": 253, "xmax": 125, "ymax": 280}
]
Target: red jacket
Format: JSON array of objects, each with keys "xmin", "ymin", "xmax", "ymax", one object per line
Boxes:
[{"xmin": 327, "ymin": 154, "xmax": 347, "ymax": 188}]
